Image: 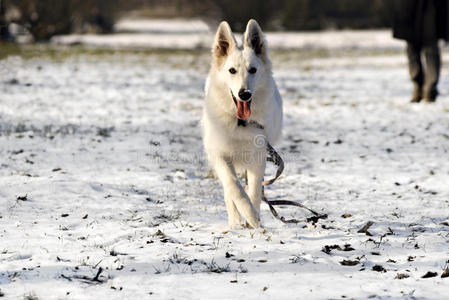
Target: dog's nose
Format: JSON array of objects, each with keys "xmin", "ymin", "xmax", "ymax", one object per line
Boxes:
[{"xmin": 238, "ymin": 89, "xmax": 252, "ymax": 101}]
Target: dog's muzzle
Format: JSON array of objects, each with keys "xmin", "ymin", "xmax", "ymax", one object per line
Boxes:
[{"xmin": 231, "ymin": 90, "xmax": 252, "ymax": 122}]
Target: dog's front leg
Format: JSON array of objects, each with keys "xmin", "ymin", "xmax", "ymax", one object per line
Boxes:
[
  {"xmin": 224, "ymin": 194, "xmax": 242, "ymax": 228},
  {"xmin": 247, "ymin": 151, "xmax": 266, "ymax": 214},
  {"xmin": 214, "ymin": 157, "xmax": 260, "ymax": 229}
]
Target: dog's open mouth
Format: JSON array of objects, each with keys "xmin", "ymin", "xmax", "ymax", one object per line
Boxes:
[{"xmin": 231, "ymin": 91, "xmax": 251, "ymax": 121}]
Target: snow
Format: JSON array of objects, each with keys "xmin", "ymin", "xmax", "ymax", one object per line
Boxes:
[
  {"xmin": 114, "ymin": 18, "xmax": 210, "ymax": 34},
  {"xmin": 1, "ymin": 42, "xmax": 449, "ymax": 299},
  {"xmin": 52, "ymin": 18, "xmax": 405, "ymax": 50},
  {"xmin": 51, "ymin": 29, "xmax": 405, "ymax": 50},
  {"xmin": 51, "ymin": 30, "xmax": 406, "ymax": 50}
]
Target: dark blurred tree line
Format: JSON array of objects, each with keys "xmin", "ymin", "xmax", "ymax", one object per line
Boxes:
[
  {"xmin": 0, "ymin": 0, "xmax": 393, "ymax": 42},
  {"xmin": 278, "ymin": 0, "xmax": 391, "ymax": 31},
  {"xmin": 131, "ymin": 0, "xmax": 393, "ymax": 32},
  {"xmin": 0, "ymin": 0, "xmax": 130, "ymax": 41}
]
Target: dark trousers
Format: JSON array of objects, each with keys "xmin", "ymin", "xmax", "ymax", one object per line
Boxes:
[{"xmin": 406, "ymin": 42, "xmax": 441, "ymax": 100}]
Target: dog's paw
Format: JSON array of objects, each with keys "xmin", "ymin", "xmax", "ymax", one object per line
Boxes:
[
  {"xmin": 229, "ymin": 223, "xmax": 245, "ymax": 230},
  {"xmin": 245, "ymin": 218, "xmax": 260, "ymax": 229},
  {"xmin": 245, "ymin": 221, "xmax": 265, "ymax": 230},
  {"xmin": 227, "ymin": 213, "xmax": 243, "ymax": 229},
  {"xmin": 228, "ymin": 214, "xmax": 244, "ymax": 229}
]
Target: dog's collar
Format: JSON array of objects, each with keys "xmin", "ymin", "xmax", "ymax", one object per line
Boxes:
[
  {"xmin": 237, "ymin": 119, "xmax": 247, "ymax": 127},
  {"xmin": 237, "ymin": 119, "xmax": 264, "ymax": 130}
]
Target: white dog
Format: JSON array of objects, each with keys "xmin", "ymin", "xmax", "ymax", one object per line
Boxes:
[{"xmin": 202, "ymin": 19, "xmax": 283, "ymax": 229}]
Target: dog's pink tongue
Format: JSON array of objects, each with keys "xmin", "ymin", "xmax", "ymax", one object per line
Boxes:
[{"xmin": 236, "ymin": 100, "xmax": 251, "ymax": 120}]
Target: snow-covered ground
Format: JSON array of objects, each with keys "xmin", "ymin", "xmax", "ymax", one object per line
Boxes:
[
  {"xmin": 51, "ymin": 18, "xmax": 406, "ymax": 50},
  {"xmin": 114, "ymin": 18, "xmax": 210, "ymax": 34},
  {"xmin": 51, "ymin": 29, "xmax": 404, "ymax": 50},
  {"xmin": 1, "ymin": 44, "xmax": 449, "ymax": 300}
]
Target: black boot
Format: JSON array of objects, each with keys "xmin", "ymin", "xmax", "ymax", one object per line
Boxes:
[
  {"xmin": 410, "ymin": 86, "xmax": 422, "ymax": 103},
  {"xmin": 423, "ymin": 90, "xmax": 437, "ymax": 103}
]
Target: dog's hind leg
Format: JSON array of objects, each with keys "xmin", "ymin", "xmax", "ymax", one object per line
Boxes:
[{"xmin": 214, "ymin": 156, "xmax": 260, "ymax": 228}]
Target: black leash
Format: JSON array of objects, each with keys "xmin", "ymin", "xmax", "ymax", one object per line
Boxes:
[{"xmin": 262, "ymin": 140, "xmax": 327, "ymax": 224}]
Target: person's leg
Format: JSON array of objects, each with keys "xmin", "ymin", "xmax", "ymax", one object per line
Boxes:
[
  {"xmin": 406, "ymin": 42, "xmax": 424, "ymax": 102},
  {"xmin": 422, "ymin": 42, "xmax": 441, "ymax": 102}
]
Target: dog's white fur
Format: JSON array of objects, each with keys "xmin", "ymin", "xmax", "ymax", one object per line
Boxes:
[{"xmin": 202, "ymin": 19, "xmax": 283, "ymax": 228}]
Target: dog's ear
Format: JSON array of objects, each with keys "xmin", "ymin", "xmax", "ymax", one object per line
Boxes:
[
  {"xmin": 213, "ymin": 21, "xmax": 236, "ymax": 64},
  {"xmin": 243, "ymin": 19, "xmax": 267, "ymax": 58}
]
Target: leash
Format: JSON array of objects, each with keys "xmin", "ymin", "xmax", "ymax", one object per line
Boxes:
[
  {"xmin": 240, "ymin": 120, "xmax": 327, "ymax": 224},
  {"xmin": 262, "ymin": 142, "xmax": 327, "ymax": 224}
]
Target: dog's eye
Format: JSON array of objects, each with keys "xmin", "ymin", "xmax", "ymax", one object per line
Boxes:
[
  {"xmin": 229, "ymin": 68, "xmax": 237, "ymax": 74},
  {"xmin": 249, "ymin": 67, "xmax": 257, "ymax": 74}
]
